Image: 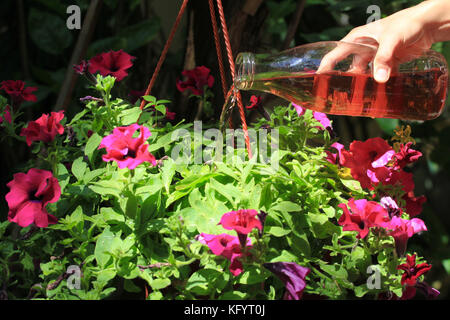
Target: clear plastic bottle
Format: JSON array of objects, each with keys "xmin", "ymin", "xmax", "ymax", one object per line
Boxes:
[{"xmin": 234, "ymin": 41, "xmax": 448, "ymax": 120}]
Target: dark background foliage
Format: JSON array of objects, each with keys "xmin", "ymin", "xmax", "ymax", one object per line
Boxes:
[{"xmin": 1, "ymin": 0, "xmax": 449, "ymax": 298}]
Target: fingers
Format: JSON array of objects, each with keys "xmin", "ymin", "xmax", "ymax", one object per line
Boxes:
[
  {"xmin": 372, "ymin": 35, "xmax": 399, "ymax": 83},
  {"xmin": 317, "ymin": 41, "xmax": 376, "ymax": 74}
]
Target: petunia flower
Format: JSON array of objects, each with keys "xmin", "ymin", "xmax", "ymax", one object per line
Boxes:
[
  {"xmin": 98, "ymin": 124, "xmax": 156, "ymax": 169},
  {"xmin": 196, "ymin": 233, "xmax": 251, "ymax": 276},
  {"xmin": 88, "ymin": 50, "xmax": 135, "ymax": 81},
  {"xmin": 165, "ymin": 109, "xmax": 176, "ymax": 121},
  {"xmin": 382, "ymin": 170, "xmax": 426, "ymax": 217},
  {"xmin": 380, "ymin": 196, "xmax": 402, "ymax": 218},
  {"xmin": 5, "ymin": 168, "xmax": 60, "ymax": 228},
  {"xmin": 219, "ymin": 209, "xmax": 262, "ymax": 247},
  {"xmin": 325, "ymin": 142, "xmax": 345, "ymax": 166},
  {"xmin": 397, "ymin": 254, "xmax": 431, "ymax": 286},
  {"xmin": 338, "ymin": 198, "xmax": 390, "ymax": 239},
  {"xmin": 292, "ymin": 103, "xmax": 305, "ymax": 116},
  {"xmin": 176, "ymin": 66, "xmax": 214, "ymax": 96},
  {"xmin": 340, "ymin": 137, "xmax": 395, "ymax": 189},
  {"xmin": 73, "ymin": 60, "xmax": 89, "ymax": 75},
  {"xmin": 392, "ymin": 142, "xmax": 422, "ymax": 170},
  {"xmin": 385, "ymin": 216, "xmax": 427, "ymax": 256},
  {"xmin": 20, "ymin": 111, "xmax": 65, "ymax": 146},
  {"xmin": 1, "ymin": 80, "xmax": 37, "ymax": 106},
  {"xmin": 263, "ymin": 262, "xmax": 310, "ymax": 300},
  {"xmin": 0, "ymin": 105, "xmax": 12, "ymax": 124},
  {"xmin": 312, "ymin": 111, "xmax": 332, "ymax": 130}
]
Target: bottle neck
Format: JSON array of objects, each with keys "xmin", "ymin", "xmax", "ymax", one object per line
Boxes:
[{"xmin": 234, "ymin": 52, "xmax": 255, "ymax": 90}]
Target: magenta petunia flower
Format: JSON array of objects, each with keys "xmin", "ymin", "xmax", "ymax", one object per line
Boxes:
[
  {"xmin": 312, "ymin": 111, "xmax": 332, "ymax": 130},
  {"xmin": 338, "ymin": 198, "xmax": 390, "ymax": 239},
  {"xmin": 325, "ymin": 142, "xmax": 345, "ymax": 165},
  {"xmin": 292, "ymin": 103, "xmax": 306, "ymax": 116},
  {"xmin": 0, "ymin": 105, "xmax": 12, "ymax": 124},
  {"xmin": 176, "ymin": 66, "xmax": 214, "ymax": 96},
  {"xmin": 20, "ymin": 111, "xmax": 65, "ymax": 146},
  {"xmin": 397, "ymin": 254, "xmax": 431, "ymax": 286},
  {"xmin": 385, "ymin": 216, "xmax": 427, "ymax": 256},
  {"xmin": 98, "ymin": 124, "xmax": 156, "ymax": 169},
  {"xmin": 263, "ymin": 262, "xmax": 310, "ymax": 300},
  {"xmin": 219, "ymin": 209, "xmax": 263, "ymax": 235},
  {"xmin": 1, "ymin": 80, "xmax": 37, "ymax": 106},
  {"xmin": 5, "ymin": 168, "xmax": 60, "ymax": 228},
  {"xmin": 88, "ymin": 50, "xmax": 135, "ymax": 81},
  {"xmin": 196, "ymin": 233, "xmax": 251, "ymax": 276}
]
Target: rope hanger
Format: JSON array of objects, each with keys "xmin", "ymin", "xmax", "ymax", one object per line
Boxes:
[{"xmin": 138, "ymin": 0, "xmax": 252, "ymax": 158}]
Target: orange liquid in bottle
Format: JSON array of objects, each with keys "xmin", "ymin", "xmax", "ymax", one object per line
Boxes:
[{"xmin": 253, "ymin": 69, "xmax": 448, "ymax": 120}]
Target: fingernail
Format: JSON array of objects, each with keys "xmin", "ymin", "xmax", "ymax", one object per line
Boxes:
[{"xmin": 375, "ymin": 67, "xmax": 389, "ymax": 83}]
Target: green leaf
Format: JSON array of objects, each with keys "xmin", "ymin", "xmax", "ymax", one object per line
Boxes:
[
  {"xmin": 95, "ymin": 227, "xmax": 115, "ymax": 268},
  {"xmin": 155, "ymin": 104, "xmax": 166, "ymax": 116},
  {"xmin": 28, "ymin": 8, "xmax": 73, "ymax": 55},
  {"xmin": 89, "ymin": 180, "xmax": 123, "ymax": 199},
  {"xmin": 161, "ymin": 158, "xmax": 176, "ymax": 193},
  {"xmin": 186, "ymin": 269, "xmax": 229, "ymax": 295},
  {"xmin": 85, "ymin": 132, "xmax": 103, "ymax": 161},
  {"xmin": 265, "ymin": 226, "xmax": 291, "ymax": 237},
  {"xmin": 71, "ymin": 157, "xmax": 87, "ymax": 181},
  {"xmin": 238, "ymin": 266, "xmax": 267, "ymax": 285},
  {"xmin": 149, "ymin": 278, "xmax": 171, "ymax": 291},
  {"xmin": 125, "ymin": 193, "xmax": 138, "ymax": 219},
  {"xmin": 219, "ymin": 291, "xmax": 249, "ymax": 300},
  {"xmin": 271, "ymin": 201, "xmax": 302, "ymax": 212}
]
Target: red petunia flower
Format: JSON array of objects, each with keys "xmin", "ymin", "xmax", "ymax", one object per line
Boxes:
[
  {"xmin": 20, "ymin": 111, "xmax": 65, "ymax": 146},
  {"xmin": 1, "ymin": 80, "xmax": 37, "ymax": 106},
  {"xmin": 176, "ymin": 66, "xmax": 214, "ymax": 96},
  {"xmin": 88, "ymin": 50, "xmax": 135, "ymax": 81},
  {"xmin": 0, "ymin": 105, "xmax": 12, "ymax": 124},
  {"xmin": 397, "ymin": 254, "xmax": 432, "ymax": 286},
  {"xmin": 382, "ymin": 170, "xmax": 426, "ymax": 217},
  {"xmin": 5, "ymin": 168, "xmax": 60, "ymax": 228},
  {"xmin": 98, "ymin": 124, "xmax": 156, "ymax": 169},
  {"xmin": 73, "ymin": 60, "xmax": 89, "ymax": 75},
  {"xmin": 341, "ymin": 137, "xmax": 395, "ymax": 189},
  {"xmin": 392, "ymin": 142, "xmax": 422, "ymax": 170},
  {"xmin": 165, "ymin": 108, "xmax": 176, "ymax": 120},
  {"xmin": 196, "ymin": 233, "xmax": 251, "ymax": 276},
  {"xmin": 338, "ymin": 198, "xmax": 390, "ymax": 239}
]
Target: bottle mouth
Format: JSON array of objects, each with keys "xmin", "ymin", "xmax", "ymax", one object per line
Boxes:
[{"xmin": 234, "ymin": 52, "xmax": 255, "ymax": 90}]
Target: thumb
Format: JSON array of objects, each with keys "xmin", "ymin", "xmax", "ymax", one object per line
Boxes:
[{"xmin": 373, "ymin": 36, "xmax": 398, "ymax": 83}]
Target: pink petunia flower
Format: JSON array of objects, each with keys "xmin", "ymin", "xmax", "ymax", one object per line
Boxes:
[
  {"xmin": 1, "ymin": 80, "xmax": 37, "ymax": 106},
  {"xmin": 5, "ymin": 168, "xmax": 60, "ymax": 228},
  {"xmin": 98, "ymin": 124, "xmax": 156, "ymax": 169},
  {"xmin": 292, "ymin": 103, "xmax": 306, "ymax": 116},
  {"xmin": 176, "ymin": 66, "xmax": 214, "ymax": 96},
  {"xmin": 196, "ymin": 233, "xmax": 251, "ymax": 276},
  {"xmin": 384, "ymin": 216, "xmax": 427, "ymax": 256},
  {"xmin": 338, "ymin": 198, "xmax": 390, "ymax": 239},
  {"xmin": 20, "ymin": 111, "xmax": 65, "ymax": 146},
  {"xmin": 88, "ymin": 50, "xmax": 135, "ymax": 81}
]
